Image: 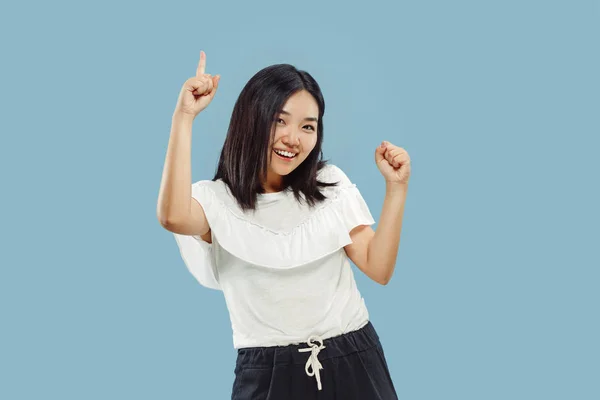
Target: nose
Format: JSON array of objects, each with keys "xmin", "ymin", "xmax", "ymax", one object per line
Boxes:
[{"xmin": 281, "ymin": 128, "xmax": 300, "ymax": 147}]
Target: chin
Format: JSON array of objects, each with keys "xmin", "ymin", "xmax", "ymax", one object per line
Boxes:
[
  {"xmin": 269, "ymin": 159, "xmax": 301, "ymax": 176},
  {"xmin": 271, "ymin": 164, "xmax": 296, "ymax": 175}
]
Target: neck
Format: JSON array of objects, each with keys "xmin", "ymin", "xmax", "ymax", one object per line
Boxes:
[{"xmin": 263, "ymin": 168, "xmax": 284, "ymax": 193}]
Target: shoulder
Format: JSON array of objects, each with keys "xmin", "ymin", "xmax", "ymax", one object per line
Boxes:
[
  {"xmin": 191, "ymin": 178, "xmax": 219, "ymax": 189},
  {"xmin": 190, "ymin": 179, "xmax": 234, "ymax": 209},
  {"xmin": 317, "ymin": 163, "xmax": 352, "ymax": 186},
  {"xmin": 191, "ymin": 178, "xmax": 228, "ymax": 195}
]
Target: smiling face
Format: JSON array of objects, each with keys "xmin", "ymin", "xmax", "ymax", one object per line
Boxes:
[{"xmin": 263, "ymin": 90, "xmax": 319, "ymax": 192}]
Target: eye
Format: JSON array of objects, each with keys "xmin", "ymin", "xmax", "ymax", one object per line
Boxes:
[
  {"xmin": 277, "ymin": 118, "xmax": 285, "ymax": 124},
  {"xmin": 304, "ymin": 125, "xmax": 315, "ymax": 131}
]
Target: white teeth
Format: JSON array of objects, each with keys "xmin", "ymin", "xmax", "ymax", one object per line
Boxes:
[{"xmin": 274, "ymin": 149, "xmax": 297, "ymax": 158}]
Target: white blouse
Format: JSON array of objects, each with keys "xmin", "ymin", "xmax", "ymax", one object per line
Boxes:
[{"xmin": 172, "ymin": 163, "xmax": 376, "ymax": 350}]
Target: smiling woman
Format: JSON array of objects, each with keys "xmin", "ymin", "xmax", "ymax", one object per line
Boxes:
[
  {"xmin": 263, "ymin": 90, "xmax": 320, "ymax": 191},
  {"xmin": 211, "ymin": 63, "xmax": 337, "ymax": 210},
  {"xmin": 158, "ymin": 52, "xmax": 399, "ymax": 400}
]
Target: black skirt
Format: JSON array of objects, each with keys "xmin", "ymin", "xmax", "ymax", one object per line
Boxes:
[{"xmin": 231, "ymin": 321, "xmax": 398, "ymax": 399}]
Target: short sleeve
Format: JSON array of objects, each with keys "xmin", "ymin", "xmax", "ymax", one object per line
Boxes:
[
  {"xmin": 324, "ymin": 164, "xmax": 376, "ymax": 232},
  {"xmin": 171, "ymin": 181, "xmax": 221, "ymax": 291}
]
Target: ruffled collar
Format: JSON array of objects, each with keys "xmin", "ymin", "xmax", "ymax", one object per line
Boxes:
[{"xmin": 192, "ymin": 165, "xmax": 375, "ymax": 269}]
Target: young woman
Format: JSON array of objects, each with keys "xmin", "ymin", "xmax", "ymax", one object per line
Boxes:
[{"xmin": 157, "ymin": 51, "xmax": 411, "ymax": 400}]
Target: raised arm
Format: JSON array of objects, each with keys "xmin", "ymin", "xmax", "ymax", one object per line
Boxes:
[{"xmin": 156, "ymin": 50, "xmax": 220, "ymax": 239}]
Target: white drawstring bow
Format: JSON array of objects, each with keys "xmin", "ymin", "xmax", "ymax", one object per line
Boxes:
[{"xmin": 298, "ymin": 336, "xmax": 326, "ymax": 391}]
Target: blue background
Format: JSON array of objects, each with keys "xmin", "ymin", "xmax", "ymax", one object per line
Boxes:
[{"xmin": 1, "ymin": 0, "xmax": 598, "ymax": 398}]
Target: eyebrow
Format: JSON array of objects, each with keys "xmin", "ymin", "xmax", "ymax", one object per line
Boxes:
[{"xmin": 279, "ymin": 110, "xmax": 318, "ymax": 122}]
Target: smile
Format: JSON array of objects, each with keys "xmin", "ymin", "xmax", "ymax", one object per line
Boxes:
[{"xmin": 273, "ymin": 149, "xmax": 298, "ymax": 161}]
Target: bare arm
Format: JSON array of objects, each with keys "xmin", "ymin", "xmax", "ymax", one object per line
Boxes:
[
  {"xmin": 366, "ymin": 183, "xmax": 408, "ymax": 284},
  {"xmin": 156, "ymin": 113, "xmax": 210, "ymax": 237},
  {"xmin": 157, "ymin": 52, "xmax": 220, "ymax": 241},
  {"xmin": 344, "ymin": 183, "xmax": 408, "ymax": 285}
]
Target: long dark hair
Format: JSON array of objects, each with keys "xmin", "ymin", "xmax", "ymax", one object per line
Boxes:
[{"xmin": 212, "ymin": 64, "xmax": 339, "ymax": 212}]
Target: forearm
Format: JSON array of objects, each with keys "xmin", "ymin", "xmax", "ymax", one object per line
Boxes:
[
  {"xmin": 157, "ymin": 112, "xmax": 195, "ymax": 224},
  {"xmin": 367, "ymin": 183, "xmax": 408, "ymax": 284}
]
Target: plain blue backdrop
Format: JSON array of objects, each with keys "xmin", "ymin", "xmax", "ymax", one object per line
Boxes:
[{"xmin": 1, "ymin": 0, "xmax": 598, "ymax": 399}]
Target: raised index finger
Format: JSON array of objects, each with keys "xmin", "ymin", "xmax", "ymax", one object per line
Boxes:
[{"xmin": 196, "ymin": 51, "xmax": 206, "ymax": 76}]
